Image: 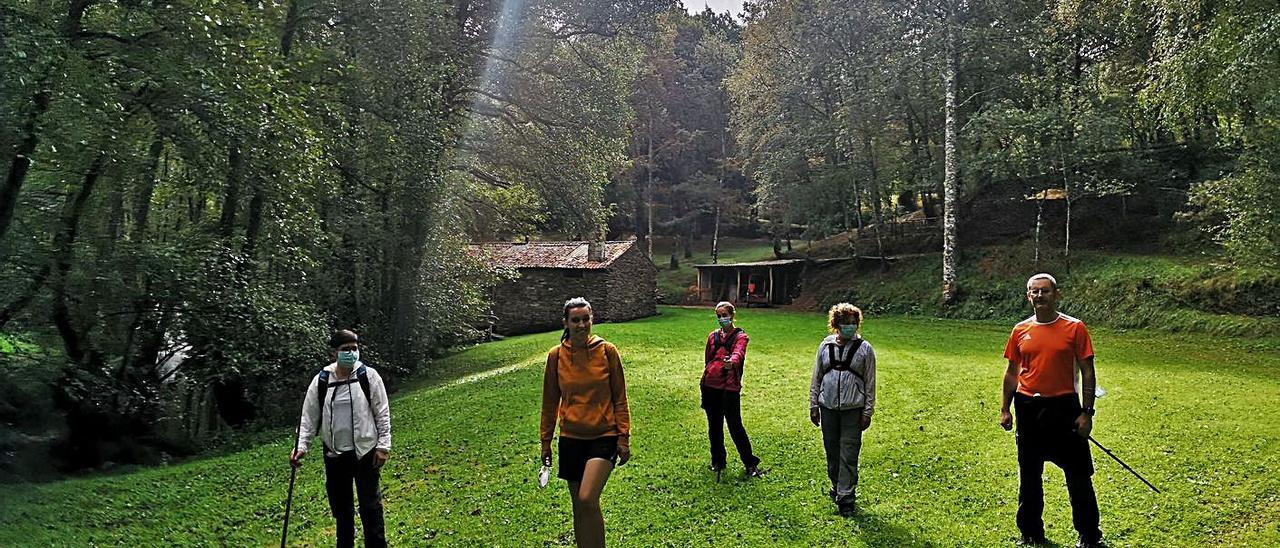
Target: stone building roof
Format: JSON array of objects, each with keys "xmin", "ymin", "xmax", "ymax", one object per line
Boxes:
[
  {"xmin": 467, "ymin": 239, "xmax": 639, "ymax": 270},
  {"xmin": 694, "ymin": 259, "xmax": 807, "ymax": 269}
]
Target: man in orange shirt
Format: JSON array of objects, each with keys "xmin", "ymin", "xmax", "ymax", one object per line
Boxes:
[{"xmin": 999, "ymin": 274, "xmax": 1102, "ymax": 548}]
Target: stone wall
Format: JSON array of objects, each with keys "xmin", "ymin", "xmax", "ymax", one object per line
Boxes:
[
  {"xmin": 488, "ymin": 245, "xmax": 657, "ymax": 335},
  {"xmin": 602, "ymin": 244, "xmax": 658, "ymax": 322},
  {"xmin": 490, "ymin": 269, "xmax": 609, "ymax": 335}
]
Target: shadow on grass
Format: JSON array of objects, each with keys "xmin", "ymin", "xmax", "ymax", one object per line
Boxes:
[{"xmin": 845, "ymin": 507, "xmax": 942, "ymax": 547}]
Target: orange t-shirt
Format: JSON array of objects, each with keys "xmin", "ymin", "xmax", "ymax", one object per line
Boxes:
[
  {"xmin": 540, "ymin": 336, "xmax": 631, "ymax": 444},
  {"xmin": 1003, "ymin": 314, "xmax": 1095, "ymax": 397}
]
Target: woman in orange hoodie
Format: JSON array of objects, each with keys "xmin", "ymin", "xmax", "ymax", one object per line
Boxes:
[{"xmin": 540, "ymin": 297, "xmax": 631, "ymax": 548}]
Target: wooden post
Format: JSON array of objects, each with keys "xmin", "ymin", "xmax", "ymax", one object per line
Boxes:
[
  {"xmin": 696, "ymin": 268, "xmax": 703, "ymax": 303},
  {"xmin": 734, "ymin": 268, "xmax": 742, "ymax": 304},
  {"xmin": 768, "ymin": 266, "xmax": 775, "ymax": 304}
]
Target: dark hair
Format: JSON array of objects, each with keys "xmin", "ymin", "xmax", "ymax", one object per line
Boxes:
[
  {"xmin": 561, "ymin": 297, "xmax": 592, "ymax": 341},
  {"xmin": 329, "ymin": 329, "xmax": 360, "ymax": 349}
]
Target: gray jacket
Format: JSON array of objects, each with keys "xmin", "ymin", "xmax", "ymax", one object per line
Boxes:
[{"xmin": 808, "ymin": 335, "xmax": 877, "ymax": 416}]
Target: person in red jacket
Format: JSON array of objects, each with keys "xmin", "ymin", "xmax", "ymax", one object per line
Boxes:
[{"xmin": 700, "ymin": 301, "xmax": 761, "ymax": 479}]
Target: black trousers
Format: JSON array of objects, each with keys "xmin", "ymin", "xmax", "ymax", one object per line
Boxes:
[
  {"xmin": 1014, "ymin": 393, "xmax": 1101, "ymax": 543},
  {"xmin": 701, "ymin": 386, "xmax": 759, "ymax": 469},
  {"xmin": 324, "ymin": 450, "xmax": 387, "ymax": 548}
]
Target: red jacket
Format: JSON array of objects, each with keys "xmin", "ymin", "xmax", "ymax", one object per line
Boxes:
[{"xmin": 701, "ymin": 327, "xmax": 749, "ymax": 392}]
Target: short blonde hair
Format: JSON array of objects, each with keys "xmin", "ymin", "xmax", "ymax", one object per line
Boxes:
[
  {"xmin": 827, "ymin": 303, "xmax": 863, "ymax": 333},
  {"xmin": 714, "ymin": 301, "xmax": 735, "ymax": 315}
]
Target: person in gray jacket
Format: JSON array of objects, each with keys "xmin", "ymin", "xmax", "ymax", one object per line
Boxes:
[
  {"xmin": 290, "ymin": 330, "xmax": 392, "ymax": 548},
  {"xmin": 808, "ymin": 303, "xmax": 877, "ymax": 517}
]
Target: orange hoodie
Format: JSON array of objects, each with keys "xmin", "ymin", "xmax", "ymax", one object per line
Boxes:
[{"xmin": 540, "ymin": 336, "xmax": 631, "ymax": 448}]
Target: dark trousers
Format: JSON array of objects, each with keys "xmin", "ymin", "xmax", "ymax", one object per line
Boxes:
[
  {"xmin": 819, "ymin": 407, "xmax": 863, "ymax": 507},
  {"xmin": 700, "ymin": 386, "xmax": 759, "ymax": 469},
  {"xmin": 1014, "ymin": 393, "xmax": 1101, "ymax": 543},
  {"xmin": 324, "ymin": 450, "xmax": 387, "ymax": 548}
]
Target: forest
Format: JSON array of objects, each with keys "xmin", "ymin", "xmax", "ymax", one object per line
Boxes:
[{"xmin": 1, "ymin": 0, "xmax": 1276, "ymax": 476}]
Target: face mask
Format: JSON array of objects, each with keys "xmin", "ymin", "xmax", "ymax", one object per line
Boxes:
[
  {"xmin": 839, "ymin": 324, "xmax": 858, "ymax": 339},
  {"xmin": 717, "ymin": 317, "xmax": 733, "ymax": 328},
  {"xmin": 337, "ymin": 349, "xmax": 359, "ymax": 368}
]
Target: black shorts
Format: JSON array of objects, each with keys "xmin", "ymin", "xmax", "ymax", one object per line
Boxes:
[{"xmin": 557, "ymin": 436, "xmax": 619, "ymax": 482}]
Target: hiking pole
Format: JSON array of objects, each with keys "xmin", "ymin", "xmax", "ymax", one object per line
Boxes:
[
  {"xmin": 281, "ymin": 391, "xmax": 306, "ymax": 547},
  {"xmin": 1088, "ymin": 436, "xmax": 1161, "ymax": 494}
]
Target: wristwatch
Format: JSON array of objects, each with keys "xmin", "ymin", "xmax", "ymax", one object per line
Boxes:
[{"xmin": 1081, "ymin": 407, "xmax": 1096, "ymax": 416}]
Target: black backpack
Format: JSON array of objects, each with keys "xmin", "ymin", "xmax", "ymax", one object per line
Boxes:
[
  {"xmin": 824, "ymin": 339, "xmax": 866, "ymax": 379},
  {"xmin": 314, "ymin": 365, "xmax": 372, "ymax": 435}
]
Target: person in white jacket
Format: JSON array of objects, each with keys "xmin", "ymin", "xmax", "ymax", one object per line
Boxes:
[
  {"xmin": 808, "ymin": 303, "xmax": 876, "ymax": 517},
  {"xmin": 290, "ymin": 330, "xmax": 391, "ymax": 548}
]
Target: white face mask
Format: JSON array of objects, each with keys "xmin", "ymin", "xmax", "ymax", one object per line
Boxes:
[{"xmin": 337, "ymin": 349, "xmax": 359, "ymax": 368}]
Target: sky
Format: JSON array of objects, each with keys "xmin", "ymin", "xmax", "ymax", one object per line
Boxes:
[{"xmin": 685, "ymin": 0, "xmax": 746, "ymax": 19}]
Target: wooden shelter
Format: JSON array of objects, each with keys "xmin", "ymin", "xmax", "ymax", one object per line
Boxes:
[{"xmin": 693, "ymin": 259, "xmax": 807, "ymax": 306}]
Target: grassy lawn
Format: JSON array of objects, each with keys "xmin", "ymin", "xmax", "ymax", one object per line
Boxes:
[{"xmin": 2, "ymin": 307, "xmax": 1278, "ymax": 546}]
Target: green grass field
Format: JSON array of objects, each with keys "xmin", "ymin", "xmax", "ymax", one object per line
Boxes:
[{"xmin": 2, "ymin": 307, "xmax": 1278, "ymax": 546}]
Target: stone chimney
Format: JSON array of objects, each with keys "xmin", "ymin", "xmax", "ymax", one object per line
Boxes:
[{"xmin": 587, "ymin": 230, "xmax": 606, "ymax": 263}]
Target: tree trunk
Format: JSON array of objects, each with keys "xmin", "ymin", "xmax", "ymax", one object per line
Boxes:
[
  {"xmin": 0, "ymin": 0, "xmax": 92, "ymax": 243},
  {"xmin": 0, "ymin": 89, "xmax": 52, "ymax": 245},
  {"xmin": 865, "ymin": 134, "xmax": 887, "ymax": 269},
  {"xmin": 132, "ymin": 137, "xmax": 164, "ymax": 241},
  {"xmin": 241, "ymin": 188, "xmax": 267, "ymax": 260},
  {"xmin": 51, "ymin": 153, "xmax": 106, "ymax": 364},
  {"xmin": 711, "ymin": 204, "xmax": 721, "ymax": 264},
  {"xmin": 219, "ymin": 143, "xmax": 244, "ymax": 239},
  {"xmin": 669, "ymin": 234, "xmax": 679, "ymax": 270},
  {"xmin": 646, "ymin": 109, "xmax": 655, "ymax": 258},
  {"xmin": 1035, "ymin": 194, "xmax": 1044, "ymax": 269},
  {"xmin": 1064, "ymin": 183, "xmax": 1072, "ymax": 274},
  {"xmin": 941, "ymin": 10, "xmax": 960, "ymax": 305}
]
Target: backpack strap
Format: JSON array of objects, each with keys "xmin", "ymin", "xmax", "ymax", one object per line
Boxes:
[
  {"xmin": 315, "ymin": 369, "xmax": 331, "ymax": 444},
  {"xmin": 356, "ymin": 365, "xmax": 372, "ymax": 404},
  {"xmin": 313, "ymin": 366, "xmax": 375, "ymax": 451},
  {"xmin": 712, "ymin": 330, "xmax": 744, "ymax": 371},
  {"xmin": 824, "ymin": 339, "xmax": 865, "ymax": 375}
]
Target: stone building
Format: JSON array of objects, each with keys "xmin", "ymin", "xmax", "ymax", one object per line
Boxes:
[{"xmin": 467, "ymin": 238, "xmax": 657, "ymax": 335}]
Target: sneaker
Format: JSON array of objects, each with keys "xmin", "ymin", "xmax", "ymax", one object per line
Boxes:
[
  {"xmin": 709, "ymin": 463, "xmax": 725, "ymax": 473},
  {"xmin": 745, "ymin": 465, "xmax": 763, "ymax": 478},
  {"xmin": 1018, "ymin": 534, "xmax": 1047, "ymax": 546},
  {"xmin": 1076, "ymin": 535, "xmax": 1105, "ymax": 548},
  {"xmin": 838, "ymin": 503, "xmax": 858, "ymax": 517},
  {"xmin": 827, "ymin": 488, "xmax": 836, "ymax": 502}
]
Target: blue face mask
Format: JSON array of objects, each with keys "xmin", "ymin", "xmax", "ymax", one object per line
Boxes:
[
  {"xmin": 839, "ymin": 324, "xmax": 858, "ymax": 339},
  {"xmin": 717, "ymin": 317, "xmax": 733, "ymax": 328},
  {"xmin": 337, "ymin": 349, "xmax": 359, "ymax": 368}
]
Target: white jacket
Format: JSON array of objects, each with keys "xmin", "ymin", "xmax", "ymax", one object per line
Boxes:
[
  {"xmin": 297, "ymin": 361, "xmax": 391, "ymax": 458},
  {"xmin": 809, "ymin": 335, "xmax": 877, "ymax": 415}
]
